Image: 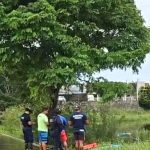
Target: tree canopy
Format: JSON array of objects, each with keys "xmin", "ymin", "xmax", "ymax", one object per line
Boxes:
[
  {"xmin": 0, "ymin": 0, "xmax": 149, "ymax": 108},
  {"xmin": 92, "ymin": 81, "xmax": 134, "ymax": 102},
  {"xmin": 0, "ymin": 74, "xmax": 21, "ymax": 108}
]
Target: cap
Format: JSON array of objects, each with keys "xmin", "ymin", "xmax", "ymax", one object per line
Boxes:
[
  {"xmin": 54, "ymin": 108, "xmax": 61, "ymax": 114},
  {"xmin": 25, "ymin": 107, "xmax": 33, "ymax": 113},
  {"xmin": 74, "ymin": 105, "xmax": 80, "ymax": 111}
]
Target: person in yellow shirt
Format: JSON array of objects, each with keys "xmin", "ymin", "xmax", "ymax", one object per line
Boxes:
[{"xmin": 37, "ymin": 107, "xmax": 49, "ymax": 150}]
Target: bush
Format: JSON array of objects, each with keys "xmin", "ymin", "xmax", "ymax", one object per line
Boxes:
[
  {"xmin": 85, "ymin": 103, "xmax": 125, "ymax": 142},
  {"xmin": 139, "ymin": 86, "xmax": 150, "ymax": 110},
  {"xmin": 62, "ymin": 102, "xmax": 125, "ymax": 143},
  {"xmin": 0, "ymin": 106, "xmax": 23, "ymax": 138}
]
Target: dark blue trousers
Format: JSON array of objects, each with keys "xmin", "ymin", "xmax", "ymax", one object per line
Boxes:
[
  {"xmin": 23, "ymin": 127, "xmax": 33, "ymax": 150},
  {"xmin": 53, "ymin": 130, "xmax": 63, "ymax": 150}
]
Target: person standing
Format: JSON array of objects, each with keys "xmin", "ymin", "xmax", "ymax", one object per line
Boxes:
[
  {"xmin": 37, "ymin": 106, "xmax": 49, "ymax": 150},
  {"xmin": 69, "ymin": 106, "xmax": 89, "ymax": 150},
  {"xmin": 20, "ymin": 107, "xmax": 34, "ymax": 150},
  {"xmin": 51, "ymin": 108, "xmax": 68, "ymax": 150}
]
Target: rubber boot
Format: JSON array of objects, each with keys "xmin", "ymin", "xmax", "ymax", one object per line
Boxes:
[
  {"xmin": 25, "ymin": 143, "xmax": 28, "ymax": 150},
  {"xmin": 28, "ymin": 143, "xmax": 33, "ymax": 150}
]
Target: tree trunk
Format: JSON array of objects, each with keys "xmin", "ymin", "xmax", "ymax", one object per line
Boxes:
[{"xmin": 49, "ymin": 85, "xmax": 61, "ymax": 111}]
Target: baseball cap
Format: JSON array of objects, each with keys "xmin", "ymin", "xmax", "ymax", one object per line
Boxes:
[
  {"xmin": 25, "ymin": 107, "xmax": 33, "ymax": 113},
  {"xmin": 54, "ymin": 108, "xmax": 61, "ymax": 114},
  {"xmin": 74, "ymin": 105, "xmax": 80, "ymax": 110}
]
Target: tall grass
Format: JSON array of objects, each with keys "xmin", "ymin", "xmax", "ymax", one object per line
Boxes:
[
  {"xmin": 85, "ymin": 104, "xmax": 125, "ymax": 142},
  {"xmin": 0, "ymin": 104, "xmax": 150, "ymax": 149},
  {"xmin": 0, "ymin": 106, "xmax": 25, "ymax": 138}
]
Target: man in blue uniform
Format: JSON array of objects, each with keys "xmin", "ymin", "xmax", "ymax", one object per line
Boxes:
[
  {"xmin": 51, "ymin": 108, "xmax": 68, "ymax": 150},
  {"xmin": 69, "ymin": 106, "xmax": 89, "ymax": 150},
  {"xmin": 20, "ymin": 107, "xmax": 34, "ymax": 150}
]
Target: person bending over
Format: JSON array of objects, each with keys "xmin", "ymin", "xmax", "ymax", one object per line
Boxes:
[{"xmin": 51, "ymin": 108, "xmax": 68, "ymax": 150}]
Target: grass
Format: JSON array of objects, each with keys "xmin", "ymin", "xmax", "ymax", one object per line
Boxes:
[
  {"xmin": 92, "ymin": 142, "xmax": 150, "ymax": 150},
  {"xmin": 115, "ymin": 109, "xmax": 150, "ymax": 130},
  {"xmin": 0, "ymin": 105, "xmax": 150, "ymax": 150},
  {"xmin": 0, "ymin": 106, "xmax": 25, "ymax": 138},
  {"xmin": 121, "ymin": 142, "xmax": 150, "ymax": 150}
]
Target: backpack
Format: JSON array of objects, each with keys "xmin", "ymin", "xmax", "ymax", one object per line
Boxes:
[{"xmin": 53, "ymin": 115, "xmax": 65, "ymax": 132}]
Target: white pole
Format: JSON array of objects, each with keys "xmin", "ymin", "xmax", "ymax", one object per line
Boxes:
[{"xmin": 136, "ymin": 79, "xmax": 139, "ymax": 101}]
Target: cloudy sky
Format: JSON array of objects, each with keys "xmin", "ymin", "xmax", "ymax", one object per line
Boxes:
[{"xmin": 99, "ymin": 0, "xmax": 150, "ymax": 82}]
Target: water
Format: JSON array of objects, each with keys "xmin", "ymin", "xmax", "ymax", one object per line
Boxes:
[{"xmin": 0, "ymin": 135, "xmax": 25, "ymax": 150}]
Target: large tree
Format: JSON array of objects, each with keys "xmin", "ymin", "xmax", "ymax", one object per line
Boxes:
[
  {"xmin": 92, "ymin": 81, "xmax": 134, "ymax": 102},
  {"xmin": 0, "ymin": 0, "xmax": 149, "ymax": 108},
  {"xmin": 0, "ymin": 74, "xmax": 20, "ymax": 107}
]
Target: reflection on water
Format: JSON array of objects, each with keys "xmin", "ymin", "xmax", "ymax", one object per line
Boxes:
[
  {"xmin": 0, "ymin": 135, "xmax": 38, "ymax": 150},
  {"xmin": 0, "ymin": 135, "xmax": 39, "ymax": 150},
  {"xmin": 0, "ymin": 135, "xmax": 25, "ymax": 150}
]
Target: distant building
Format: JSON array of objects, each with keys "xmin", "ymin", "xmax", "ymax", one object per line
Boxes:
[
  {"xmin": 58, "ymin": 85, "xmax": 98, "ymax": 102},
  {"xmin": 136, "ymin": 81, "xmax": 150, "ymax": 91}
]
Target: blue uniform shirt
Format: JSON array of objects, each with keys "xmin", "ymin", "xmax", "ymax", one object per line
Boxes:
[
  {"xmin": 59, "ymin": 115, "xmax": 68, "ymax": 126},
  {"xmin": 53, "ymin": 115, "xmax": 67, "ymax": 132},
  {"xmin": 20, "ymin": 113, "xmax": 32, "ymax": 128},
  {"xmin": 69, "ymin": 112, "xmax": 87, "ymax": 131}
]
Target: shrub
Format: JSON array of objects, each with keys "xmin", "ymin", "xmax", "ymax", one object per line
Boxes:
[
  {"xmin": 63, "ymin": 102, "xmax": 125, "ymax": 143},
  {"xmin": 85, "ymin": 103, "xmax": 125, "ymax": 142},
  {"xmin": 139, "ymin": 86, "xmax": 150, "ymax": 110},
  {"xmin": 0, "ymin": 106, "xmax": 23, "ymax": 138}
]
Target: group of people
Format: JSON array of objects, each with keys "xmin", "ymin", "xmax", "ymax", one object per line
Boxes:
[{"xmin": 20, "ymin": 105, "xmax": 89, "ymax": 150}]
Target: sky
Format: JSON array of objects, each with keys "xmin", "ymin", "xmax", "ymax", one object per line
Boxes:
[{"xmin": 98, "ymin": 0, "xmax": 150, "ymax": 83}]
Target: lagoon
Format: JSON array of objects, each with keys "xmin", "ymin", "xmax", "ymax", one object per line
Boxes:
[{"xmin": 0, "ymin": 135, "xmax": 24, "ymax": 150}]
